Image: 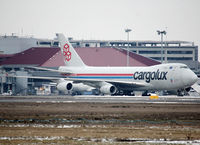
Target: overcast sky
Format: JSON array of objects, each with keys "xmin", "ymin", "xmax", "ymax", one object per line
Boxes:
[{"xmin": 0, "ymin": 0, "xmax": 200, "ymax": 46}]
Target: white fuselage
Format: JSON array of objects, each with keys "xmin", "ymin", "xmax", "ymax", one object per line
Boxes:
[{"xmin": 59, "ymin": 63, "xmax": 198, "ymax": 91}]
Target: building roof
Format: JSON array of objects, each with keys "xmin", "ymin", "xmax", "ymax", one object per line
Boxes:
[
  {"xmin": 41, "ymin": 50, "xmax": 65, "ymax": 67},
  {"xmin": 0, "ymin": 47, "xmax": 60, "ymax": 66},
  {"xmin": 0, "ymin": 54, "xmax": 14, "ymax": 65},
  {"xmin": 0, "ymin": 54, "xmax": 14, "ymax": 59},
  {"xmin": 0, "ymin": 47, "xmax": 160, "ymax": 67},
  {"xmin": 41, "ymin": 47, "xmax": 160, "ymax": 67}
]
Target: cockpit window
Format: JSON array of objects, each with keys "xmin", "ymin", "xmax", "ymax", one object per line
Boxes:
[{"xmin": 180, "ymin": 66, "xmax": 188, "ymax": 69}]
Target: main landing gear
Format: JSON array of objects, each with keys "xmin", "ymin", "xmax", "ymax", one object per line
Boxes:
[
  {"xmin": 123, "ymin": 91, "xmax": 135, "ymax": 96},
  {"xmin": 142, "ymin": 91, "xmax": 150, "ymax": 96},
  {"xmin": 177, "ymin": 88, "xmax": 191, "ymax": 96}
]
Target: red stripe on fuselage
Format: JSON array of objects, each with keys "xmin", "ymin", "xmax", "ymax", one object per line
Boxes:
[
  {"xmin": 61, "ymin": 73, "xmax": 133, "ymax": 76},
  {"xmin": 76, "ymin": 74, "xmax": 133, "ymax": 76}
]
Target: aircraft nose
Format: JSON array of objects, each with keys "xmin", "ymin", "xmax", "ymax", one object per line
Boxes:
[
  {"xmin": 183, "ymin": 71, "xmax": 198, "ymax": 86},
  {"xmin": 192, "ymin": 73, "xmax": 198, "ymax": 84}
]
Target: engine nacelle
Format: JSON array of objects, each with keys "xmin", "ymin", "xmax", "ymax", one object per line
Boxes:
[
  {"xmin": 72, "ymin": 83, "xmax": 94, "ymax": 92},
  {"xmin": 56, "ymin": 81, "xmax": 73, "ymax": 92},
  {"xmin": 100, "ymin": 84, "xmax": 117, "ymax": 95}
]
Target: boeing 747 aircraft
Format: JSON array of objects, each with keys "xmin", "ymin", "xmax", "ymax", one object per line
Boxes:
[
  {"xmin": 25, "ymin": 34, "xmax": 198, "ymax": 96},
  {"xmin": 42, "ymin": 33, "xmax": 197, "ymax": 96}
]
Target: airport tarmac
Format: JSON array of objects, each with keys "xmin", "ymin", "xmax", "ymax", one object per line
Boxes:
[
  {"xmin": 0, "ymin": 95, "xmax": 200, "ymax": 104},
  {"xmin": 0, "ymin": 95, "xmax": 200, "ymax": 144}
]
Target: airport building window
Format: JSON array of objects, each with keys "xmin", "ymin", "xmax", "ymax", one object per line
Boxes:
[
  {"xmin": 139, "ymin": 50, "xmax": 165, "ymax": 54},
  {"xmin": 39, "ymin": 41, "xmax": 51, "ymax": 46},
  {"xmin": 150, "ymin": 57, "xmax": 161, "ymax": 60},
  {"xmin": 131, "ymin": 50, "xmax": 137, "ymax": 53},
  {"xmin": 53, "ymin": 42, "xmax": 59, "ymax": 46},
  {"xmin": 85, "ymin": 44, "xmax": 90, "ymax": 47},
  {"xmin": 167, "ymin": 57, "xmax": 193, "ymax": 61},
  {"xmin": 167, "ymin": 51, "xmax": 193, "ymax": 54}
]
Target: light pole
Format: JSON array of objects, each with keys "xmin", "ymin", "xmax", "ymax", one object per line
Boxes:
[
  {"xmin": 157, "ymin": 30, "xmax": 166, "ymax": 63},
  {"xmin": 125, "ymin": 29, "xmax": 132, "ymax": 66}
]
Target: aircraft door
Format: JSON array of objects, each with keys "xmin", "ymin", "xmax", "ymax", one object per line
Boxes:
[{"xmin": 169, "ymin": 66, "xmax": 182, "ymax": 89}]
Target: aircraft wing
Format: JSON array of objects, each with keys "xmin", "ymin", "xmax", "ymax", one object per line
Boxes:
[
  {"xmin": 106, "ymin": 80, "xmax": 150, "ymax": 89},
  {"xmin": 25, "ymin": 66, "xmax": 72, "ymax": 74},
  {"xmin": 5, "ymin": 74, "xmax": 150, "ymax": 90},
  {"xmin": 64, "ymin": 78, "xmax": 150, "ymax": 89},
  {"xmin": 4, "ymin": 74, "xmax": 65, "ymax": 82}
]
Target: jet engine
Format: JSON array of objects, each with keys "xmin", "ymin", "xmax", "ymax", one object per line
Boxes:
[
  {"xmin": 56, "ymin": 81, "xmax": 73, "ymax": 92},
  {"xmin": 100, "ymin": 84, "xmax": 117, "ymax": 95},
  {"xmin": 57, "ymin": 81, "xmax": 94, "ymax": 94}
]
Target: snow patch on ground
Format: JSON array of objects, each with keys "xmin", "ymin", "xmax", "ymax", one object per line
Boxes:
[
  {"xmin": 0, "ymin": 136, "xmax": 200, "ymax": 144},
  {"xmin": 0, "ymin": 136, "xmax": 64, "ymax": 141}
]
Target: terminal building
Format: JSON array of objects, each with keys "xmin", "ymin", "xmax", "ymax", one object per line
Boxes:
[
  {"xmin": 0, "ymin": 34, "xmax": 199, "ymax": 95},
  {"xmin": 70, "ymin": 40, "xmax": 198, "ymax": 71},
  {"xmin": 0, "ymin": 34, "xmax": 198, "ymax": 70}
]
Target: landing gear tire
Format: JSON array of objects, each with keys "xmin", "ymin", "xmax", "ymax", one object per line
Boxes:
[
  {"xmin": 177, "ymin": 90, "xmax": 184, "ymax": 96},
  {"xmin": 123, "ymin": 91, "xmax": 135, "ymax": 96},
  {"xmin": 142, "ymin": 91, "xmax": 150, "ymax": 96}
]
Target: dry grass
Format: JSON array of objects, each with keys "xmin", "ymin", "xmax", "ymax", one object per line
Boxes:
[
  {"xmin": 0, "ymin": 125, "xmax": 200, "ymax": 144},
  {"xmin": 0, "ymin": 102, "xmax": 200, "ymax": 144},
  {"xmin": 0, "ymin": 103, "xmax": 200, "ymax": 122}
]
